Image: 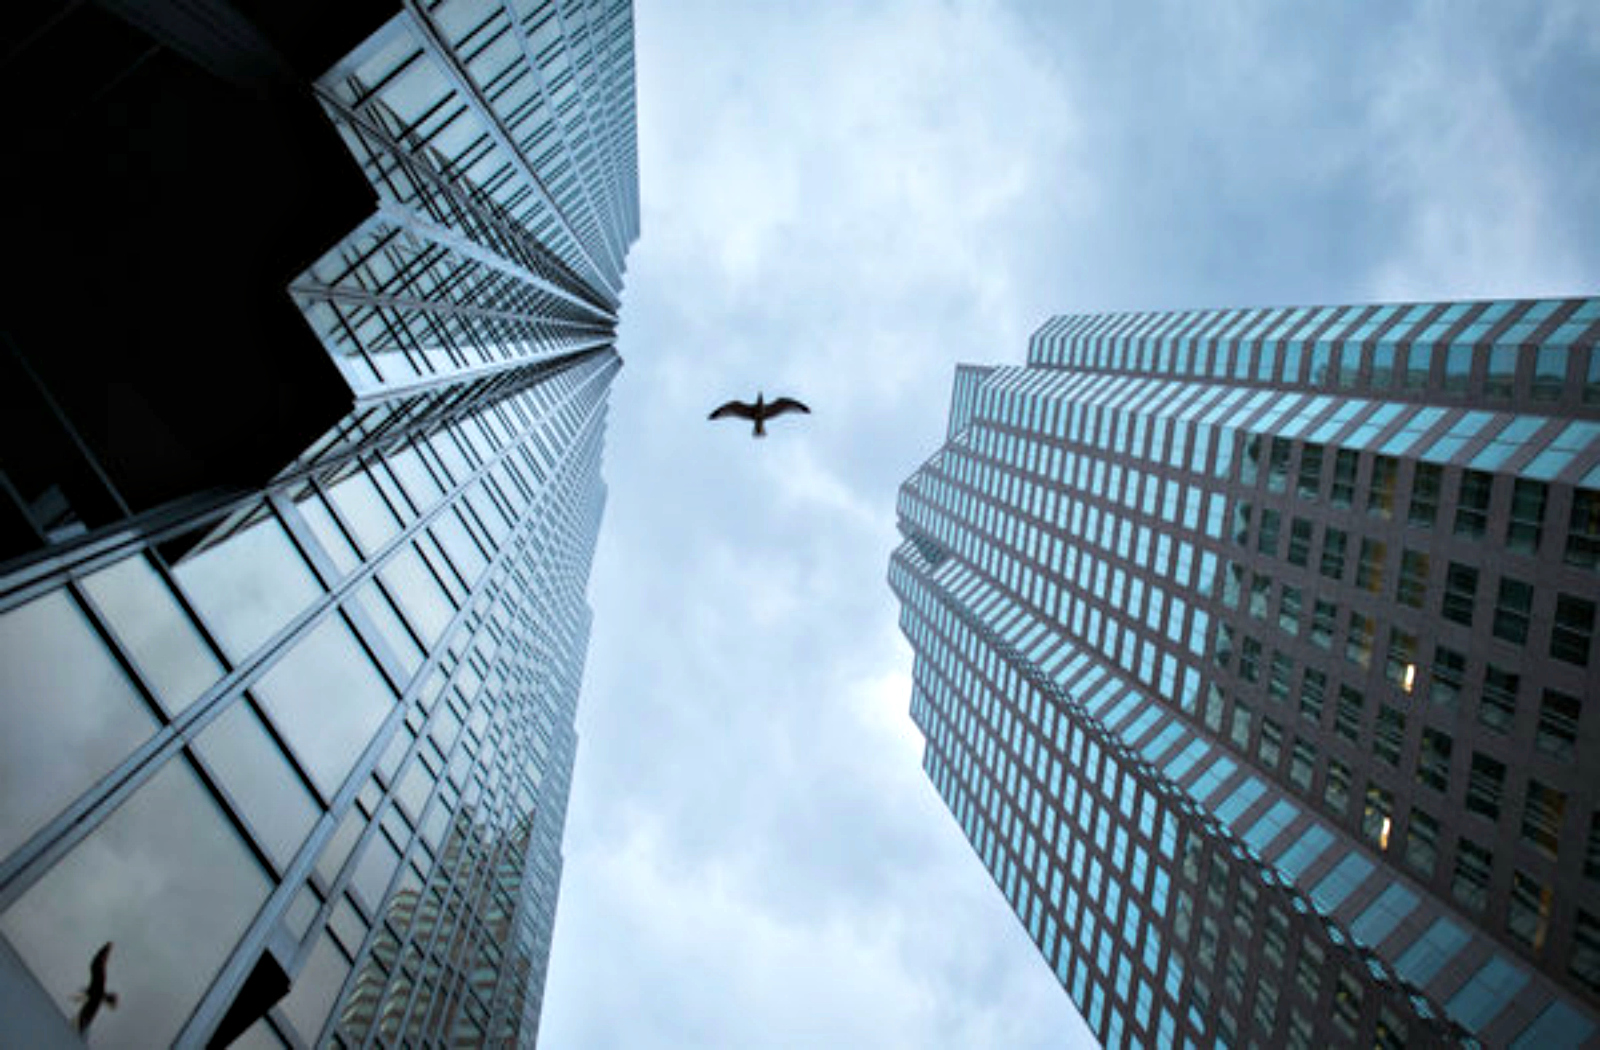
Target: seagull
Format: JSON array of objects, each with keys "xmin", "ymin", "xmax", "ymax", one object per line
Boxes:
[
  {"xmin": 708, "ymin": 392, "xmax": 810, "ymax": 438},
  {"xmin": 74, "ymin": 942, "xmax": 118, "ymax": 1034}
]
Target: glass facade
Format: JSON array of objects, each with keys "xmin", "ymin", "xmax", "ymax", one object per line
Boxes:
[
  {"xmin": 890, "ymin": 298, "xmax": 1600, "ymax": 1048},
  {"xmin": 0, "ymin": 1, "xmax": 637, "ymax": 1046}
]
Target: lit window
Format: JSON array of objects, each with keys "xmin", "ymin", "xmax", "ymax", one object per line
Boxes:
[
  {"xmin": 1355, "ymin": 538, "xmax": 1386, "ymax": 593},
  {"xmin": 1508, "ymin": 871, "xmax": 1552, "ymax": 951},
  {"xmin": 1362, "ymin": 782, "xmax": 1393, "ymax": 847},
  {"xmin": 1385, "ymin": 627, "xmax": 1417, "ymax": 689},
  {"xmin": 1366, "ymin": 456, "xmax": 1397, "ymax": 518},
  {"xmin": 1521, "ymin": 780, "xmax": 1566, "ymax": 860}
]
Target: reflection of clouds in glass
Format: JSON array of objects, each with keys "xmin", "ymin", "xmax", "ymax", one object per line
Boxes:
[
  {"xmin": 253, "ymin": 615, "xmax": 395, "ymax": 798},
  {"xmin": 81, "ymin": 554, "xmax": 224, "ymax": 714},
  {"xmin": 328, "ymin": 469, "xmax": 401, "ymax": 556},
  {"xmin": 0, "ymin": 591, "xmax": 157, "ymax": 860},
  {"xmin": 173, "ymin": 514, "xmax": 323, "ymax": 661},
  {"xmin": 0, "ymin": 759, "xmax": 269, "ymax": 1045},
  {"xmin": 280, "ymin": 932, "xmax": 350, "ymax": 1043},
  {"xmin": 193, "ymin": 702, "xmax": 320, "ymax": 870}
]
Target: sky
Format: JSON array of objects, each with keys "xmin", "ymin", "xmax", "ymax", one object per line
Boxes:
[{"xmin": 539, "ymin": 1, "xmax": 1600, "ymax": 1046}]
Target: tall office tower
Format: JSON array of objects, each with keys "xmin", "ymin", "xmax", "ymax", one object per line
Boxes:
[
  {"xmin": 0, "ymin": 1, "xmax": 636, "ymax": 1045},
  {"xmin": 890, "ymin": 298, "xmax": 1600, "ymax": 1048}
]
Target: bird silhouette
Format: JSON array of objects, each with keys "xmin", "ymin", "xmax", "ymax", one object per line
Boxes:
[
  {"xmin": 708, "ymin": 392, "xmax": 810, "ymax": 437},
  {"xmin": 74, "ymin": 941, "xmax": 118, "ymax": 1034}
]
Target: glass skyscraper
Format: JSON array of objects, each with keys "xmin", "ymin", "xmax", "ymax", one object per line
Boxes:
[
  {"xmin": 890, "ymin": 298, "xmax": 1600, "ymax": 1048},
  {"xmin": 0, "ymin": 0, "xmax": 635, "ymax": 1045}
]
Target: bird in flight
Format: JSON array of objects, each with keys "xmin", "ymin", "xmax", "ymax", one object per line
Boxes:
[
  {"xmin": 708, "ymin": 391, "xmax": 810, "ymax": 438},
  {"xmin": 74, "ymin": 941, "xmax": 119, "ymax": 1034}
]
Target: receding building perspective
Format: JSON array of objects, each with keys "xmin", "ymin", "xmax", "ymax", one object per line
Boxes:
[
  {"xmin": 890, "ymin": 299, "xmax": 1600, "ymax": 1047},
  {"xmin": 0, "ymin": 0, "xmax": 636, "ymax": 1045}
]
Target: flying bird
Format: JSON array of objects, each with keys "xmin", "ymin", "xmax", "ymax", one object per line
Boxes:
[
  {"xmin": 708, "ymin": 392, "xmax": 810, "ymax": 438},
  {"xmin": 74, "ymin": 941, "xmax": 119, "ymax": 1034}
]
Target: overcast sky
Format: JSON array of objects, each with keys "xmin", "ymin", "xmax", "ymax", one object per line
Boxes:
[{"xmin": 539, "ymin": 1, "xmax": 1600, "ymax": 1046}]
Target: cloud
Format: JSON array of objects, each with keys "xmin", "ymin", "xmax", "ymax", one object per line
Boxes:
[{"xmin": 541, "ymin": 1, "xmax": 1598, "ymax": 1047}]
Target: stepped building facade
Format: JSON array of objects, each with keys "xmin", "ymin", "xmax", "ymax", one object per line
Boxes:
[
  {"xmin": 890, "ymin": 298, "xmax": 1600, "ymax": 1047},
  {"xmin": 0, "ymin": 0, "xmax": 636, "ymax": 1045}
]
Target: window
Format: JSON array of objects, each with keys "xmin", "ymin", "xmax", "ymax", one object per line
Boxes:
[
  {"xmin": 1325, "ymin": 758, "xmax": 1352, "ymax": 814},
  {"xmin": 1441, "ymin": 562, "xmax": 1478, "ymax": 626},
  {"xmin": 1492, "ymin": 577, "xmax": 1534, "ymax": 645},
  {"xmin": 1345, "ymin": 612, "xmax": 1374, "ymax": 669},
  {"xmin": 1409, "ymin": 463, "xmax": 1442, "ymax": 528},
  {"xmin": 1521, "ymin": 780, "xmax": 1566, "ymax": 860},
  {"xmin": 1287, "ymin": 672, "xmax": 1322, "ymax": 729},
  {"xmin": 1507, "ymin": 480, "xmax": 1546, "ymax": 555},
  {"xmin": 1574, "ymin": 910, "xmax": 1600, "ymax": 994},
  {"xmin": 1417, "ymin": 728, "xmax": 1452, "ymax": 793},
  {"xmin": 1363, "ymin": 783, "xmax": 1394, "ymax": 848},
  {"xmin": 1231, "ymin": 700, "xmax": 1255, "ymax": 747},
  {"xmin": 1257, "ymin": 508, "xmax": 1282, "ymax": 556},
  {"xmin": 1567, "ymin": 490, "xmax": 1600, "ymax": 570},
  {"xmin": 1320, "ymin": 527, "xmax": 1347, "ymax": 580},
  {"xmin": 1290, "ymin": 740, "xmax": 1315, "ymax": 791},
  {"xmin": 1480, "ymin": 664, "xmax": 1519, "ymax": 733},
  {"xmin": 1336, "ymin": 685, "xmax": 1365, "ymax": 743},
  {"xmin": 1536, "ymin": 689, "xmax": 1580, "ymax": 762},
  {"xmin": 1452, "ymin": 839, "xmax": 1493, "ymax": 912},
  {"xmin": 1240, "ymin": 636, "xmax": 1262, "ymax": 681},
  {"xmin": 1278, "ymin": 585, "xmax": 1302, "ymax": 636},
  {"xmin": 1250, "ymin": 575, "xmax": 1271, "ymax": 620},
  {"xmin": 1311, "ymin": 600, "xmax": 1337, "ymax": 650},
  {"xmin": 1241, "ymin": 436, "xmax": 1262, "ymax": 486},
  {"xmin": 1331, "ymin": 450, "xmax": 1358, "ymax": 508},
  {"xmin": 1532, "ymin": 346, "xmax": 1567, "ymax": 401},
  {"xmin": 1287, "ymin": 518, "xmax": 1313, "ymax": 567},
  {"xmin": 1374, "ymin": 706, "xmax": 1405, "ymax": 766},
  {"xmin": 1355, "ymin": 538, "xmax": 1386, "ymax": 593},
  {"xmin": 1455, "ymin": 471, "xmax": 1493, "ymax": 538},
  {"xmin": 1268, "ymin": 439, "xmax": 1291, "ymax": 493},
  {"xmin": 1259, "ymin": 718, "xmax": 1283, "ymax": 767},
  {"xmin": 1396, "ymin": 549, "xmax": 1429, "ymax": 608},
  {"xmin": 1406, "ymin": 809, "xmax": 1440, "ymax": 876},
  {"xmin": 1385, "ymin": 628, "xmax": 1418, "ymax": 690},
  {"xmin": 1552, "ymin": 594, "xmax": 1596, "ymax": 666},
  {"xmin": 1509, "ymin": 871, "xmax": 1553, "ymax": 951},
  {"xmin": 1367, "ymin": 456, "xmax": 1397, "ymax": 518},
  {"xmin": 1430, "ymin": 646, "xmax": 1466, "ymax": 710},
  {"xmin": 1297, "ymin": 445, "xmax": 1323, "ymax": 500},
  {"xmin": 1466, "ymin": 752, "xmax": 1506, "ymax": 820},
  {"xmin": 1445, "ymin": 344, "xmax": 1475, "ymax": 393},
  {"xmin": 1268, "ymin": 650, "xmax": 1293, "ymax": 703}
]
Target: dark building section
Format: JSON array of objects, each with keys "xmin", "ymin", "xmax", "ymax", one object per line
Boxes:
[
  {"xmin": 892, "ymin": 298, "xmax": 1600, "ymax": 1047},
  {"xmin": 0, "ymin": 0, "xmax": 391, "ymax": 562}
]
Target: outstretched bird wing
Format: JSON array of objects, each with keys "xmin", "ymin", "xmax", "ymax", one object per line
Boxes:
[
  {"xmin": 709, "ymin": 400, "xmax": 758, "ymax": 421},
  {"xmin": 766, "ymin": 397, "xmax": 810, "ymax": 418},
  {"xmin": 88, "ymin": 943, "xmax": 111, "ymax": 996}
]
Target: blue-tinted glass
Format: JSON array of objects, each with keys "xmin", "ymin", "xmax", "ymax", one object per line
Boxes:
[
  {"xmin": 1510, "ymin": 1000, "xmax": 1596, "ymax": 1049},
  {"xmin": 1276, "ymin": 824, "xmax": 1334, "ymax": 881},
  {"xmin": 1213, "ymin": 777, "xmax": 1266, "ymax": 826},
  {"xmin": 1311, "ymin": 852, "xmax": 1375, "ymax": 913},
  {"xmin": 1446, "ymin": 956, "xmax": 1529, "ymax": 1033},
  {"xmin": 1394, "ymin": 917, "xmax": 1470, "ymax": 987},
  {"xmin": 1349, "ymin": 882, "xmax": 1418, "ymax": 948}
]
